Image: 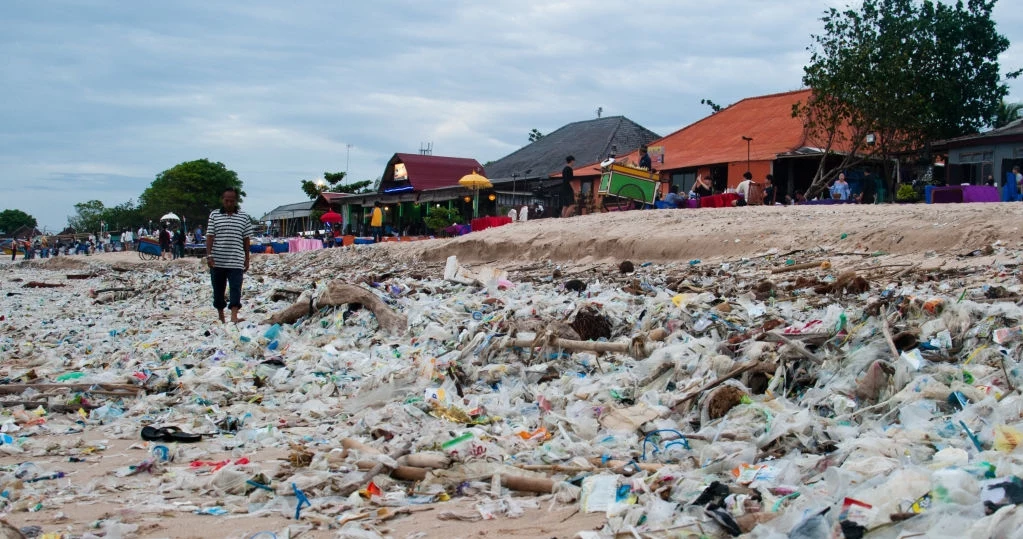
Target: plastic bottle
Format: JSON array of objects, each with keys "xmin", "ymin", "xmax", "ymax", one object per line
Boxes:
[{"xmin": 264, "ymin": 324, "xmax": 281, "ymax": 340}]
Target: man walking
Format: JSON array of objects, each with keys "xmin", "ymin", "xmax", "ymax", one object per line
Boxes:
[{"xmin": 206, "ymin": 187, "xmax": 252, "ymax": 323}]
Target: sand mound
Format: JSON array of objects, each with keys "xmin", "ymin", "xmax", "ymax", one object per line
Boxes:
[{"xmin": 400, "ymin": 202, "xmax": 1022, "ymax": 264}]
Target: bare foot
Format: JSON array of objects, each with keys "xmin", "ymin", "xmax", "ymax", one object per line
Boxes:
[
  {"xmin": 217, "ymin": 310, "xmax": 226, "ymax": 323},
  {"xmin": 232, "ymin": 318, "xmax": 246, "ymax": 324}
]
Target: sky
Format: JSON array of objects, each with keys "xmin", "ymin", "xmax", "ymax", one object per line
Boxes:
[{"xmin": 2, "ymin": 0, "xmax": 1021, "ymax": 231}]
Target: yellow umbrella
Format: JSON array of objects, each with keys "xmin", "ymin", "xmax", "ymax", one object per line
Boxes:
[
  {"xmin": 458, "ymin": 171, "xmax": 492, "ymax": 190},
  {"xmin": 459, "ymin": 170, "xmax": 492, "ymax": 218}
]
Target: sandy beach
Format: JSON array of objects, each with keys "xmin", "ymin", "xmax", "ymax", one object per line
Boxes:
[{"xmin": 2, "ymin": 202, "xmax": 1023, "ymax": 538}]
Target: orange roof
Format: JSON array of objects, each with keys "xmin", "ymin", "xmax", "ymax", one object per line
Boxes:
[{"xmin": 575, "ymin": 89, "xmax": 821, "ymax": 175}]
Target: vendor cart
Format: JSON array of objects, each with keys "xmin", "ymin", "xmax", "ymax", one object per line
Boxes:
[
  {"xmin": 597, "ymin": 163, "xmax": 662, "ymax": 211},
  {"xmin": 138, "ymin": 238, "xmax": 161, "ymax": 260}
]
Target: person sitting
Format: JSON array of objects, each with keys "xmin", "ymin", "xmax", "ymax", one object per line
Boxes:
[
  {"xmin": 734, "ymin": 172, "xmax": 755, "ymax": 206},
  {"xmin": 663, "ymin": 184, "xmax": 683, "ymax": 207},
  {"xmin": 690, "ymin": 174, "xmax": 713, "ymax": 198}
]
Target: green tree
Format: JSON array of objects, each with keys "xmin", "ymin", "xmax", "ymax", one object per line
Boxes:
[
  {"xmin": 300, "ymin": 171, "xmax": 374, "ymax": 199},
  {"xmin": 528, "ymin": 129, "xmax": 544, "ymax": 143},
  {"xmin": 67, "ymin": 200, "xmax": 106, "ymax": 233},
  {"xmin": 0, "ymin": 209, "xmax": 37, "ymax": 234},
  {"xmin": 796, "ymin": 0, "xmax": 1011, "ymax": 198},
  {"xmin": 700, "ymin": 98, "xmax": 724, "ymax": 113},
  {"xmin": 139, "ymin": 159, "xmax": 244, "ymax": 225},
  {"xmin": 101, "ymin": 199, "xmax": 144, "ymax": 232},
  {"xmin": 993, "ymin": 100, "xmax": 1023, "ymax": 127}
]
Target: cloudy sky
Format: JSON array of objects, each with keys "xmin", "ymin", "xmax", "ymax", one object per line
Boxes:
[{"xmin": 2, "ymin": 0, "xmax": 1021, "ymax": 230}]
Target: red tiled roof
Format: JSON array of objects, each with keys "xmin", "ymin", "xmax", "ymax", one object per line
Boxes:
[
  {"xmin": 385, "ymin": 153, "xmax": 485, "ymax": 192},
  {"xmin": 574, "ymin": 89, "xmax": 825, "ymax": 175}
]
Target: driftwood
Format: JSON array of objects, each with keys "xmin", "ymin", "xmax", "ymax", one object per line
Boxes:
[
  {"xmin": 23, "ymin": 282, "xmax": 65, "ymax": 288},
  {"xmin": 0, "ymin": 400, "xmax": 98, "ymax": 413},
  {"xmin": 263, "ymin": 282, "xmax": 407, "ymax": 334},
  {"xmin": 0, "ymin": 383, "xmax": 140, "ymax": 395},
  {"xmin": 770, "ymin": 260, "xmax": 829, "ymax": 274},
  {"xmin": 499, "ymin": 335, "xmax": 655, "ymax": 359}
]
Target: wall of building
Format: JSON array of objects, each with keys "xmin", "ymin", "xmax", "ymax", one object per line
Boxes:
[{"xmin": 726, "ymin": 160, "xmax": 773, "ymax": 188}]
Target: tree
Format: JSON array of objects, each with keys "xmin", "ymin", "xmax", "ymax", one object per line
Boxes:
[
  {"xmin": 139, "ymin": 159, "xmax": 244, "ymax": 225},
  {"xmin": 0, "ymin": 209, "xmax": 37, "ymax": 234},
  {"xmin": 300, "ymin": 171, "xmax": 375, "ymax": 199},
  {"xmin": 992, "ymin": 100, "xmax": 1023, "ymax": 127},
  {"xmin": 528, "ymin": 129, "xmax": 544, "ymax": 143},
  {"xmin": 797, "ymin": 0, "xmax": 1011, "ymax": 198},
  {"xmin": 102, "ymin": 199, "xmax": 144, "ymax": 232},
  {"xmin": 700, "ymin": 98, "xmax": 724, "ymax": 113},
  {"xmin": 67, "ymin": 200, "xmax": 106, "ymax": 233}
]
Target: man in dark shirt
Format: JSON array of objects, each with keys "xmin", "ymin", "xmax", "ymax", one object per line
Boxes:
[
  {"xmin": 638, "ymin": 145, "xmax": 652, "ymax": 170},
  {"xmin": 764, "ymin": 174, "xmax": 777, "ymax": 205},
  {"xmin": 560, "ymin": 155, "xmax": 576, "ymax": 218}
]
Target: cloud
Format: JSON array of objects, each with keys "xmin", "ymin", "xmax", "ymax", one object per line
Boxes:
[{"xmin": 0, "ymin": 0, "xmax": 1019, "ymax": 230}]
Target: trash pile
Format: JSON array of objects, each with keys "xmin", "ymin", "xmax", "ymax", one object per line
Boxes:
[{"xmin": 2, "ymin": 243, "xmax": 1023, "ymax": 538}]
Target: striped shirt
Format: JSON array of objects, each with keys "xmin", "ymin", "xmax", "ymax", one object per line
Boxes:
[{"xmin": 207, "ymin": 209, "xmax": 252, "ymax": 269}]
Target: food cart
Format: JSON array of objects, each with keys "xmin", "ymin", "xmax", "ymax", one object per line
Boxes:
[{"xmin": 597, "ymin": 162, "xmax": 662, "ymax": 211}]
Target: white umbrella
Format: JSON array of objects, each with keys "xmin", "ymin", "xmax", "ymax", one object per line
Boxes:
[{"xmin": 160, "ymin": 212, "xmax": 181, "ymax": 221}]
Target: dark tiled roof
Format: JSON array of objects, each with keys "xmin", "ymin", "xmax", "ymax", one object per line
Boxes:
[
  {"xmin": 937, "ymin": 119, "xmax": 1023, "ymax": 147},
  {"xmin": 380, "ymin": 153, "xmax": 484, "ymax": 192},
  {"xmin": 484, "ymin": 116, "xmax": 660, "ymax": 183}
]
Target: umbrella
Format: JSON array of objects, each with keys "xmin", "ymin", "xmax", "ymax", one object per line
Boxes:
[
  {"xmin": 458, "ymin": 171, "xmax": 492, "ymax": 190},
  {"xmin": 320, "ymin": 210, "xmax": 342, "ymax": 224},
  {"xmin": 161, "ymin": 212, "xmax": 181, "ymax": 221},
  {"xmin": 459, "ymin": 171, "xmax": 492, "ymax": 218}
]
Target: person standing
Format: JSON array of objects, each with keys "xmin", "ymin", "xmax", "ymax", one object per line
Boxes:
[
  {"xmin": 764, "ymin": 174, "xmax": 777, "ymax": 205},
  {"xmin": 560, "ymin": 155, "xmax": 576, "ymax": 218},
  {"xmin": 173, "ymin": 226, "xmax": 185, "ymax": 259},
  {"xmin": 830, "ymin": 173, "xmax": 851, "ymax": 201},
  {"xmin": 159, "ymin": 225, "xmax": 172, "ymax": 260},
  {"xmin": 638, "ymin": 146, "xmax": 652, "ymax": 170},
  {"xmin": 10, "ymin": 237, "xmax": 17, "ymax": 261},
  {"xmin": 370, "ymin": 202, "xmax": 383, "ymax": 242},
  {"xmin": 206, "ymin": 187, "xmax": 252, "ymax": 324}
]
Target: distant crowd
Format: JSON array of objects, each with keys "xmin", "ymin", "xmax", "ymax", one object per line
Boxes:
[{"xmin": 7, "ymin": 223, "xmax": 207, "ymax": 261}]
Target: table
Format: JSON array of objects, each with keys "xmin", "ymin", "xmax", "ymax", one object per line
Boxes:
[
  {"xmin": 470, "ymin": 216, "xmax": 513, "ymax": 232},
  {"xmin": 286, "ymin": 238, "xmax": 324, "ymax": 252},
  {"xmin": 802, "ymin": 199, "xmax": 857, "ymax": 206},
  {"xmin": 697, "ymin": 193, "xmax": 741, "ymax": 208},
  {"xmin": 928, "ymin": 185, "xmax": 999, "ymax": 204}
]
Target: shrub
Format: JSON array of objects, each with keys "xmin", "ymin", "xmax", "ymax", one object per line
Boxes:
[
  {"xmin": 423, "ymin": 207, "xmax": 461, "ymax": 234},
  {"xmin": 895, "ymin": 184, "xmax": 919, "ymax": 203}
]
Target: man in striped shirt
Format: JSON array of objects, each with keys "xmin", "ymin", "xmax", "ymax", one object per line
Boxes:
[{"xmin": 206, "ymin": 187, "xmax": 252, "ymax": 323}]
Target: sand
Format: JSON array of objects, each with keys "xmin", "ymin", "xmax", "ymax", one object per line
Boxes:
[{"xmin": 1, "ymin": 202, "xmax": 1021, "ymax": 538}]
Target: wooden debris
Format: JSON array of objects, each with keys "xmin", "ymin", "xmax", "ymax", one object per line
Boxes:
[
  {"xmin": 770, "ymin": 260, "xmax": 829, "ymax": 274},
  {"xmin": 263, "ymin": 282, "xmax": 407, "ymax": 334}
]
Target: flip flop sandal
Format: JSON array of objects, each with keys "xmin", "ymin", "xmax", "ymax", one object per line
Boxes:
[
  {"xmin": 160, "ymin": 426, "xmax": 203, "ymax": 443},
  {"xmin": 140, "ymin": 425, "xmax": 203, "ymax": 443},
  {"xmin": 140, "ymin": 425, "xmax": 164, "ymax": 441}
]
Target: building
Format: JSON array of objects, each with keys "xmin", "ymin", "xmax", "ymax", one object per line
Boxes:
[
  {"xmin": 317, "ymin": 154, "xmax": 485, "ymax": 236},
  {"xmin": 316, "ymin": 116, "xmax": 659, "ymax": 234},
  {"xmin": 935, "ymin": 119, "xmax": 1023, "ymax": 189},
  {"xmin": 259, "ymin": 200, "xmax": 316, "ymax": 237},
  {"xmin": 484, "ymin": 116, "xmax": 660, "ymax": 213},
  {"xmin": 570, "ymin": 89, "xmax": 854, "ymax": 201}
]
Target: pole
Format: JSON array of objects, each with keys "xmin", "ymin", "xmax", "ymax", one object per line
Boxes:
[
  {"xmin": 742, "ymin": 136, "xmax": 753, "ymax": 173},
  {"xmin": 346, "ymin": 144, "xmax": 352, "ymax": 178}
]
